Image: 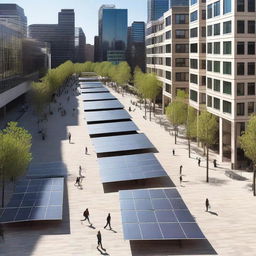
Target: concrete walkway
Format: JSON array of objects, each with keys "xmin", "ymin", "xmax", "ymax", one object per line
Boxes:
[{"xmin": 0, "ymin": 81, "xmax": 255, "ymax": 256}]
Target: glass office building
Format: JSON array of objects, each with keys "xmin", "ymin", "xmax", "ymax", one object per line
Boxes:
[
  {"xmin": 131, "ymin": 22, "xmax": 145, "ymax": 43},
  {"xmin": 99, "ymin": 6, "xmax": 128, "ymax": 63},
  {"xmin": 147, "ymin": 0, "xmax": 169, "ymax": 21}
]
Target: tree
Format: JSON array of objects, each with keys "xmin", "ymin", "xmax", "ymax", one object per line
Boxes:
[
  {"xmin": 115, "ymin": 62, "xmax": 131, "ymax": 87},
  {"xmin": 166, "ymin": 101, "xmax": 187, "ymax": 144},
  {"xmin": 239, "ymin": 115, "xmax": 256, "ymax": 196},
  {"xmin": 197, "ymin": 111, "xmax": 218, "ymax": 182},
  {"xmin": 0, "ymin": 122, "xmax": 32, "ymax": 206},
  {"xmin": 186, "ymin": 106, "xmax": 197, "ymax": 158}
]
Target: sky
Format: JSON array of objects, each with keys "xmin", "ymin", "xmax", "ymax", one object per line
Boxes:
[{"xmin": 2, "ymin": 0, "xmax": 147, "ymax": 44}]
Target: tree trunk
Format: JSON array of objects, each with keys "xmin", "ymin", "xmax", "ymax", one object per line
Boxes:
[
  {"xmin": 188, "ymin": 138, "xmax": 191, "ymax": 158},
  {"xmin": 149, "ymin": 101, "xmax": 152, "ymax": 121},
  {"xmin": 1, "ymin": 169, "xmax": 4, "ymax": 207},
  {"xmin": 153, "ymin": 99, "xmax": 156, "ymax": 116},
  {"xmin": 253, "ymin": 165, "xmax": 256, "ymax": 196},
  {"xmin": 206, "ymin": 146, "xmax": 209, "ymax": 183},
  {"xmin": 144, "ymin": 99, "xmax": 147, "ymax": 120},
  {"xmin": 175, "ymin": 127, "xmax": 177, "ymax": 144}
]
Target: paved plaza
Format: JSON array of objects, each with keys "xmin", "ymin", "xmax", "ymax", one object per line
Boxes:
[{"xmin": 0, "ymin": 81, "xmax": 256, "ymax": 256}]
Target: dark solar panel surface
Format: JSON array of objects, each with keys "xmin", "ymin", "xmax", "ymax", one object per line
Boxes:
[
  {"xmin": 83, "ymin": 100, "xmax": 123, "ymax": 111},
  {"xmin": 27, "ymin": 162, "xmax": 67, "ymax": 178},
  {"xmin": 81, "ymin": 88, "xmax": 109, "ymax": 93},
  {"xmin": 87, "ymin": 121, "xmax": 138, "ymax": 135},
  {"xmin": 119, "ymin": 188, "xmax": 205, "ymax": 240},
  {"xmin": 85, "ymin": 110, "xmax": 131, "ymax": 123},
  {"xmin": 80, "ymin": 83, "xmax": 103, "ymax": 89},
  {"xmin": 0, "ymin": 178, "xmax": 64, "ymax": 223},
  {"xmin": 98, "ymin": 153, "xmax": 168, "ymax": 183},
  {"xmin": 92, "ymin": 134, "xmax": 155, "ymax": 154},
  {"xmin": 82, "ymin": 93, "xmax": 116, "ymax": 101}
]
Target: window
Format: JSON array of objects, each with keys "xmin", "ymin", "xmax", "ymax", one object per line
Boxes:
[
  {"xmin": 166, "ymin": 44, "xmax": 171, "ymax": 53},
  {"xmin": 237, "ymin": 0, "xmax": 245, "ymax": 12},
  {"xmin": 190, "ymin": 59, "xmax": 198, "ymax": 69},
  {"xmin": 175, "ymin": 29, "xmax": 187, "ymax": 38},
  {"xmin": 248, "ymin": 0, "xmax": 255, "ymax": 12},
  {"xmin": 248, "ymin": 102, "xmax": 255, "ymax": 115},
  {"xmin": 207, "ymin": 42, "xmax": 212, "ymax": 53},
  {"xmin": 237, "ymin": 83, "xmax": 245, "ymax": 96},
  {"xmin": 214, "ymin": 1, "xmax": 220, "ymax": 16},
  {"xmin": 223, "ymin": 81, "xmax": 232, "ymax": 94},
  {"xmin": 214, "ymin": 61, "xmax": 220, "ymax": 73},
  {"xmin": 175, "ymin": 14, "xmax": 189, "ymax": 24},
  {"xmin": 214, "ymin": 23, "xmax": 220, "ymax": 35},
  {"xmin": 214, "ymin": 98, "xmax": 220, "ymax": 110},
  {"xmin": 166, "ymin": 31, "xmax": 171, "ymax": 39},
  {"xmin": 190, "ymin": 27, "xmax": 198, "ymax": 38},
  {"xmin": 223, "ymin": 62, "xmax": 232, "ymax": 74},
  {"xmin": 248, "ymin": 21, "xmax": 255, "ymax": 33},
  {"xmin": 190, "ymin": 90, "xmax": 198, "ymax": 102},
  {"xmin": 207, "ymin": 60, "xmax": 212, "ymax": 71},
  {"xmin": 190, "ymin": 43, "xmax": 198, "ymax": 53},
  {"xmin": 202, "ymin": 76, "xmax": 206, "ymax": 86},
  {"xmin": 201, "ymin": 43, "xmax": 206, "ymax": 53},
  {"xmin": 207, "ymin": 95, "xmax": 212, "ymax": 107},
  {"xmin": 190, "ymin": 74, "xmax": 198, "ymax": 84},
  {"xmin": 237, "ymin": 103, "xmax": 245, "ymax": 116},
  {"xmin": 237, "ymin": 21, "xmax": 245, "ymax": 33},
  {"xmin": 223, "ymin": 101, "xmax": 232, "ymax": 114},
  {"xmin": 165, "ymin": 83, "xmax": 171, "ymax": 93},
  {"xmin": 214, "ymin": 42, "xmax": 220, "ymax": 54},
  {"xmin": 214, "ymin": 79, "xmax": 220, "ymax": 91},
  {"xmin": 223, "ymin": 0, "xmax": 232, "ymax": 14},
  {"xmin": 191, "ymin": 0, "xmax": 197, "ymax": 5},
  {"xmin": 202, "ymin": 10, "xmax": 206, "ymax": 20},
  {"xmin": 166, "ymin": 71, "xmax": 171, "ymax": 80},
  {"xmin": 176, "ymin": 72, "xmax": 189, "ymax": 81},
  {"xmin": 175, "ymin": 44, "xmax": 189, "ymax": 53},
  {"xmin": 165, "ymin": 16, "xmax": 171, "ymax": 26},
  {"xmin": 223, "ymin": 41, "xmax": 232, "ymax": 54},
  {"xmin": 201, "ymin": 27, "xmax": 206, "ymax": 37},
  {"xmin": 237, "ymin": 42, "xmax": 245, "ymax": 54},
  {"xmin": 166, "ymin": 58, "xmax": 171, "ymax": 66},
  {"xmin": 237, "ymin": 63, "xmax": 245, "ymax": 75},
  {"xmin": 207, "ymin": 4, "xmax": 213, "ymax": 19},
  {"xmin": 175, "ymin": 58, "xmax": 188, "ymax": 67},
  {"xmin": 207, "ymin": 77, "xmax": 212, "ymax": 89},
  {"xmin": 207, "ymin": 25, "xmax": 212, "ymax": 36},
  {"xmin": 190, "ymin": 11, "xmax": 198, "ymax": 22},
  {"xmin": 248, "ymin": 62, "xmax": 255, "ymax": 75},
  {"xmin": 248, "ymin": 82, "xmax": 255, "ymax": 95},
  {"xmin": 201, "ymin": 60, "xmax": 206, "ymax": 69},
  {"xmin": 223, "ymin": 21, "xmax": 232, "ymax": 34}
]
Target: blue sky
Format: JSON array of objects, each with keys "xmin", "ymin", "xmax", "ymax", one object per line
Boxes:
[{"xmin": 2, "ymin": 0, "xmax": 147, "ymax": 44}]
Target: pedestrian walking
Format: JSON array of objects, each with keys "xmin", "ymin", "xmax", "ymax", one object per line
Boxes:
[
  {"xmin": 68, "ymin": 132, "xmax": 71, "ymax": 143},
  {"xmin": 97, "ymin": 231, "xmax": 104, "ymax": 250},
  {"xmin": 179, "ymin": 175, "xmax": 182, "ymax": 185},
  {"xmin": 198, "ymin": 158, "xmax": 201, "ymax": 166},
  {"xmin": 79, "ymin": 165, "xmax": 82, "ymax": 177},
  {"xmin": 74, "ymin": 177, "xmax": 81, "ymax": 187},
  {"xmin": 213, "ymin": 159, "xmax": 217, "ymax": 168},
  {"xmin": 81, "ymin": 208, "xmax": 91, "ymax": 224},
  {"xmin": 179, "ymin": 165, "xmax": 183, "ymax": 175},
  {"xmin": 85, "ymin": 146, "xmax": 88, "ymax": 155},
  {"xmin": 104, "ymin": 213, "xmax": 112, "ymax": 230},
  {"xmin": 172, "ymin": 149, "xmax": 175, "ymax": 156},
  {"xmin": 205, "ymin": 198, "xmax": 210, "ymax": 212}
]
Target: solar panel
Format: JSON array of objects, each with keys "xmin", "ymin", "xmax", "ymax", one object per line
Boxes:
[
  {"xmin": 85, "ymin": 110, "xmax": 131, "ymax": 124},
  {"xmin": 98, "ymin": 153, "xmax": 168, "ymax": 183},
  {"xmin": 80, "ymin": 82, "xmax": 104, "ymax": 89},
  {"xmin": 119, "ymin": 188, "xmax": 205, "ymax": 240},
  {"xmin": 92, "ymin": 134, "xmax": 156, "ymax": 156},
  {"xmin": 87, "ymin": 121, "xmax": 138, "ymax": 136},
  {"xmin": 81, "ymin": 88, "xmax": 109, "ymax": 93},
  {"xmin": 27, "ymin": 162, "xmax": 67, "ymax": 178},
  {"xmin": 79, "ymin": 77, "xmax": 99, "ymax": 81},
  {"xmin": 82, "ymin": 93, "xmax": 116, "ymax": 101},
  {"xmin": 0, "ymin": 178, "xmax": 64, "ymax": 223},
  {"xmin": 84, "ymin": 100, "xmax": 123, "ymax": 111}
]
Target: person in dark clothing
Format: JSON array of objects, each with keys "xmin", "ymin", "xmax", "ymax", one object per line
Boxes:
[
  {"xmin": 104, "ymin": 213, "xmax": 112, "ymax": 230},
  {"xmin": 85, "ymin": 146, "xmax": 88, "ymax": 155},
  {"xmin": 205, "ymin": 198, "xmax": 210, "ymax": 212},
  {"xmin": 74, "ymin": 177, "xmax": 81, "ymax": 187},
  {"xmin": 172, "ymin": 149, "xmax": 175, "ymax": 156},
  {"xmin": 213, "ymin": 159, "xmax": 217, "ymax": 168},
  {"xmin": 179, "ymin": 175, "xmax": 182, "ymax": 185},
  {"xmin": 180, "ymin": 165, "xmax": 183, "ymax": 175},
  {"xmin": 68, "ymin": 132, "xmax": 71, "ymax": 143},
  {"xmin": 198, "ymin": 158, "xmax": 201, "ymax": 166},
  {"xmin": 97, "ymin": 231, "xmax": 104, "ymax": 250},
  {"xmin": 81, "ymin": 208, "xmax": 91, "ymax": 224}
]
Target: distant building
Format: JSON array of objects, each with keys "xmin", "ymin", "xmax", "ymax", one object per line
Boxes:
[
  {"xmin": 94, "ymin": 36, "xmax": 100, "ymax": 62},
  {"xmin": 127, "ymin": 21, "xmax": 146, "ymax": 72},
  {"xmin": 29, "ymin": 9, "xmax": 76, "ymax": 68},
  {"xmin": 98, "ymin": 5, "xmax": 128, "ymax": 64},
  {"xmin": 147, "ymin": 0, "xmax": 169, "ymax": 22},
  {"xmin": 85, "ymin": 44, "xmax": 94, "ymax": 62},
  {"xmin": 75, "ymin": 27, "xmax": 86, "ymax": 63}
]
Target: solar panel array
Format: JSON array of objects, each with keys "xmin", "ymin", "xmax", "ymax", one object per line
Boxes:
[
  {"xmin": 81, "ymin": 88, "xmax": 109, "ymax": 93},
  {"xmin": 80, "ymin": 83, "xmax": 104, "ymax": 89},
  {"xmin": 82, "ymin": 93, "xmax": 116, "ymax": 101},
  {"xmin": 83, "ymin": 100, "xmax": 123, "ymax": 111},
  {"xmin": 98, "ymin": 153, "xmax": 168, "ymax": 183},
  {"xmin": 119, "ymin": 188, "xmax": 205, "ymax": 240},
  {"xmin": 0, "ymin": 178, "xmax": 64, "ymax": 223}
]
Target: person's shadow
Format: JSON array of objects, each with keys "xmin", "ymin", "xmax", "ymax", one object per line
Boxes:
[
  {"xmin": 97, "ymin": 247, "xmax": 109, "ymax": 255},
  {"xmin": 207, "ymin": 211, "xmax": 218, "ymax": 216},
  {"xmin": 105, "ymin": 228, "xmax": 117, "ymax": 233}
]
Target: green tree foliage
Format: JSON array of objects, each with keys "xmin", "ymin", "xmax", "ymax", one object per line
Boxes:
[
  {"xmin": 0, "ymin": 122, "xmax": 32, "ymax": 206},
  {"xmin": 239, "ymin": 115, "xmax": 256, "ymax": 196},
  {"xmin": 198, "ymin": 110, "xmax": 218, "ymax": 182},
  {"xmin": 115, "ymin": 62, "xmax": 131, "ymax": 86},
  {"xmin": 166, "ymin": 100, "xmax": 187, "ymax": 144}
]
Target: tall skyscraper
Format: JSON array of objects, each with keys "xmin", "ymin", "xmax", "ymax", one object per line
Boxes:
[
  {"xmin": 29, "ymin": 9, "xmax": 78, "ymax": 68},
  {"xmin": 147, "ymin": 0, "xmax": 169, "ymax": 22},
  {"xmin": 98, "ymin": 5, "xmax": 128, "ymax": 64},
  {"xmin": 94, "ymin": 36, "xmax": 100, "ymax": 62},
  {"xmin": 75, "ymin": 27, "xmax": 86, "ymax": 63}
]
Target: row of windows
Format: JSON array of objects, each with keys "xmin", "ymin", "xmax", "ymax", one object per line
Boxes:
[
  {"xmin": 207, "ymin": 61, "xmax": 232, "ymax": 74},
  {"xmin": 165, "ymin": 71, "xmax": 189, "ymax": 82},
  {"xmin": 207, "ymin": 96, "xmax": 232, "ymax": 114},
  {"xmin": 207, "ymin": 0, "xmax": 232, "ymax": 18},
  {"xmin": 237, "ymin": 0, "xmax": 256, "ymax": 12}
]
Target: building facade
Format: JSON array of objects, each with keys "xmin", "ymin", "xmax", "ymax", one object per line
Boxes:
[
  {"xmin": 98, "ymin": 5, "xmax": 128, "ymax": 63},
  {"xmin": 75, "ymin": 27, "xmax": 86, "ymax": 63},
  {"xmin": 147, "ymin": 0, "xmax": 169, "ymax": 22},
  {"xmin": 85, "ymin": 44, "xmax": 94, "ymax": 62},
  {"xmin": 146, "ymin": 0, "xmax": 256, "ymax": 168}
]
